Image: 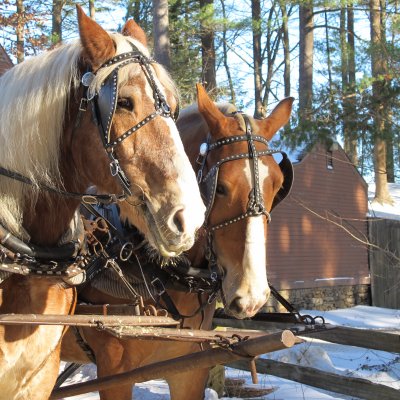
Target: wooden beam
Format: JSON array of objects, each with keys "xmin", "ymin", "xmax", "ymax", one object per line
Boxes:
[
  {"xmin": 0, "ymin": 313, "xmax": 179, "ymax": 327},
  {"xmin": 214, "ymin": 318, "xmax": 400, "ymax": 354},
  {"xmin": 230, "ymin": 359, "xmax": 400, "ymax": 400},
  {"xmin": 51, "ymin": 330, "xmax": 299, "ymax": 399},
  {"xmin": 299, "ymin": 324, "xmax": 400, "ymax": 354}
]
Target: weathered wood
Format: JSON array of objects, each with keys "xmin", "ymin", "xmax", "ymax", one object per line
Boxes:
[
  {"xmin": 300, "ymin": 324, "xmax": 400, "ymax": 354},
  {"xmin": 51, "ymin": 330, "xmax": 299, "ymax": 399},
  {"xmin": 214, "ymin": 317, "xmax": 400, "ymax": 354},
  {"xmin": 0, "ymin": 313, "xmax": 179, "ymax": 327},
  {"xmin": 213, "ymin": 316, "xmax": 301, "ymax": 331},
  {"xmin": 369, "ymin": 218, "xmax": 400, "ymax": 309},
  {"xmin": 105, "ymin": 326, "xmax": 270, "ymax": 343},
  {"xmin": 230, "ymin": 358, "xmax": 400, "ymax": 400}
]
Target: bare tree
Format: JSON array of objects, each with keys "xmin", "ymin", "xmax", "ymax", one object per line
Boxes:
[
  {"xmin": 52, "ymin": 0, "xmax": 64, "ymax": 44},
  {"xmin": 16, "ymin": 0, "xmax": 24, "ymax": 63},
  {"xmin": 370, "ymin": 0, "xmax": 393, "ymax": 204},
  {"xmin": 200, "ymin": 0, "xmax": 216, "ymax": 96},
  {"xmin": 89, "ymin": 0, "xmax": 95, "ymax": 20},
  {"xmin": 153, "ymin": 0, "xmax": 171, "ymax": 69},
  {"xmin": 252, "ymin": 0, "xmax": 264, "ymax": 117},
  {"xmin": 298, "ymin": 0, "xmax": 314, "ymax": 125}
]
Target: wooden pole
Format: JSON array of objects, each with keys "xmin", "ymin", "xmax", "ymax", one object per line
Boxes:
[
  {"xmin": 0, "ymin": 313, "xmax": 179, "ymax": 327},
  {"xmin": 51, "ymin": 330, "xmax": 299, "ymax": 399}
]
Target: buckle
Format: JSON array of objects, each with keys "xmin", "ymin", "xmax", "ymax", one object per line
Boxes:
[
  {"xmin": 79, "ymin": 98, "xmax": 88, "ymax": 112},
  {"xmin": 151, "ymin": 277, "xmax": 166, "ymax": 296}
]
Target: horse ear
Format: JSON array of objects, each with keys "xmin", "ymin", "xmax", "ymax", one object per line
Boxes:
[
  {"xmin": 258, "ymin": 97, "xmax": 294, "ymax": 140},
  {"xmin": 196, "ymin": 83, "xmax": 227, "ymax": 140},
  {"xmin": 76, "ymin": 4, "xmax": 115, "ymax": 71},
  {"xmin": 122, "ymin": 20, "xmax": 147, "ymax": 47}
]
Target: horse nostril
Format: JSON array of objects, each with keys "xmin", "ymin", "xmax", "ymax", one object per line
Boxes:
[
  {"xmin": 229, "ymin": 297, "xmax": 243, "ymax": 315},
  {"xmin": 171, "ymin": 208, "xmax": 186, "ymax": 234}
]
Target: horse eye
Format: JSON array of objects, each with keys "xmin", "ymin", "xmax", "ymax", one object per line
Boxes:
[
  {"xmin": 216, "ymin": 183, "xmax": 227, "ymax": 196},
  {"xmin": 117, "ymin": 98, "xmax": 133, "ymax": 111}
]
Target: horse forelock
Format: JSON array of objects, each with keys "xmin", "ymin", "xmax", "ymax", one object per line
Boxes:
[
  {"xmin": 89, "ymin": 33, "xmax": 179, "ymax": 104},
  {"xmin": 0, "ymin": 41, "xmax": 81, "ymax": 235}
]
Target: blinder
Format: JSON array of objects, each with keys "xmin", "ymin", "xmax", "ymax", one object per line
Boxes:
[{"xmin": 271, "ymin": 151, "xmax": 293, "ymax": 210}]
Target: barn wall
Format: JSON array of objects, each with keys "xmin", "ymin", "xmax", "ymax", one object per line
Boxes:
[
  {"xmin": 265, "ymin": 143, "xmax": 370, "ymax": 309},
  {"xmin": 0, "ymin": 46, "xmax": 13, "ymax": 76}
]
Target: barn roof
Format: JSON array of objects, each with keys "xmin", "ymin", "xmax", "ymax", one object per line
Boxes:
[{"xmin": 0, "ymin": 45, "xmax": 13, "ymax": 75}]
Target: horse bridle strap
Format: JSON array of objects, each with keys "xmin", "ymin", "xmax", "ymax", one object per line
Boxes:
[
  {"xmin": 0, "ymin": 166, "xmax": 125, "ymax": 205},
  {"xmin": 198, "ymin": 114, "xmax": 292, "ymax": 231},
  {"xmin": 81, "ymin": 46, "xmax": 177, "ymax": 197}
]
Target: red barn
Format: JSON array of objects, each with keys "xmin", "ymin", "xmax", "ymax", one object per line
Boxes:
[
  {"xmin": 266, "ymin": 141, "xmax": 370, "ymax": 311},
  {"xmin": 0, "ymin": 45, "xmax": 13, "ymax": 75}
]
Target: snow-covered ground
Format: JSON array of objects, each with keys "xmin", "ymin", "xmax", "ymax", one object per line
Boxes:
[
  {"xmin": 60, "ymin": 305, "xmax": 400, "ymax": 400},
  {"xmin": 368, "ymin": 182, "xmax": 400, "ymax": 221}
]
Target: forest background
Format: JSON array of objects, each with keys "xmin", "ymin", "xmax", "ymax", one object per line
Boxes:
[{"xmin": 1, "ymin": 0, "xmax": 399, "ymax": 204}]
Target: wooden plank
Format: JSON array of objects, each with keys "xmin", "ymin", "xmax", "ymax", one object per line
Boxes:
[
  {"xmin": 213, "ymin": 318, "xmax": 400, "ymax": 354},
  {"xmin": 229, "ymin": 359, "xmax": 400, "ymax": 400},
  {"xmin": 300, "ymin": 324, "xmax": 400, "ymax": 354}
]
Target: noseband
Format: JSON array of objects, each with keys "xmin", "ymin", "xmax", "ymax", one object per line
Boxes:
[
  {"xmin": 80, "ymin": 44, "xmax": 178, "ymax": 198},
  {"xmin": 196, "ymin": 112, "xmax": 293, "ymax": 277}
]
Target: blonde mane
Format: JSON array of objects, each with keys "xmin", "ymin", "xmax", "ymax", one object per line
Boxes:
[{"xmin": 0, "ymin": 31, "xmax": 177, "ymax": 237}]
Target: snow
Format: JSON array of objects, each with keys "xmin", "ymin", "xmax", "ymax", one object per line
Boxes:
[
  {"xmin": 367, "ymin": 182, "xmax": 400, "ymax": 221},
  {"xmin": 59, "ymin": 305, "xmax": 400, "ymax": 400}
]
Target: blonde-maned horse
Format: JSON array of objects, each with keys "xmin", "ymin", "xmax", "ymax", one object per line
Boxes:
[
  {"xmin": 60, "ymin": 84, "xmax": 293, "ymax": 399},
  {"xmin": 0, "ymin": 6, "xmax": 204, "ymax": 400}
]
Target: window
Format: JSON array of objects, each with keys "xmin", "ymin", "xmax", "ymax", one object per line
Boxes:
[{"xmin": 326, "ymin": 150, "xmax": 333, "ymax": 170}]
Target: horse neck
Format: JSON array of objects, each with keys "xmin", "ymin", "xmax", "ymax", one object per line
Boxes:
[{"xmin": 22, "ymin": 103, "xmax": 90, "ymax": 246}]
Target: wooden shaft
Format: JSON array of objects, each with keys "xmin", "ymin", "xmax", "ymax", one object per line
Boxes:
[
  {"xmin": 105, "ymin": 326, "xmax": 271, "ymax": 342},
  {"xmin": 51, "ymin": 330, "xmax": 298, "ymax": 399},
  {"xmin": 0, "ymin": 313, "xmax": 179, "ymax": 327}
]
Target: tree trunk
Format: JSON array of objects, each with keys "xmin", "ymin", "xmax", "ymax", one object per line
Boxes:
[
  {"xmin": 89, "ymin": 0, "xmax": 95, "ymax": 20},
  {"xmin": 152, "ymin": 0, "xmax": 171, "ymax": 69},
  {"xmin": 370, "ymin": 0, "xmax": 393, "ymax": 204},
  {"xmin": 52, "ymin": 0, "xmax": 63, "ymax": 44},
  {"xmin": 346, "ymin": 3, "xmax": 358, "ymax": 165},
  {"xmin": 200, "ymin": 0, "xmax": 217, "ymax": 96},
  {"xmin": 298, "ymin": 1, "xmax": 314, "ymax": 125},
  {"xmin": 16, "ymin": 0, "xmax": 24, "ymax": 63},
  {"xmin": 252, "ymin": 0, "xmax": 264, "ymax": 118},
  {"xmin": 220, "ymin": 0, "xmax": 236, "ymax": 105},
  {"xmin": 279, "ymin": 1, "xmax": 290, "ymax": 99}
]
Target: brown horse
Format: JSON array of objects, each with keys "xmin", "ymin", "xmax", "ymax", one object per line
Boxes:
[
  {"xmin": 0, "ymin": 6, "xmax": 204, "ymax": 400},
  {"xmin": 60, "ymin": 84, "xmax": 293, "ymax": 399}
]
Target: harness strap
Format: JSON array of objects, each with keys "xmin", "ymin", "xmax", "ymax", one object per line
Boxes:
[{"xmin": 0, "ymin": 166, "xmax": 126, "ymax": 205}]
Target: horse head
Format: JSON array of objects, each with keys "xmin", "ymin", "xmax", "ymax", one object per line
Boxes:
[
  {"xmin": 70, "ymin": 6, "xmax": 205, "ymax": 257},
  {"xmin": 185, "ymin": 84, "xmax": 293, "ymax": 319}
]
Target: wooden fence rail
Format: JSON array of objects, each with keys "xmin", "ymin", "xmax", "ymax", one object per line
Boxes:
[
  {"xmin": 229, "ymin": 358, "xmax": 400, "ymax": 400},
  {"xmin": 213, "ymin": 318, "xmax": 400, "ymax": 354}
]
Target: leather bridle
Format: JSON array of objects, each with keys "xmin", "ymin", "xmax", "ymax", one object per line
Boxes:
[
  {"xmin": 81, "ymin": 44, "xmax": 178, "ymax": 198},
  {"xmin": 0, "ymin": 45, "xmax": 178, "ymax": 206},
  {"xmin": 196, "ymin": 112, "xmax": 293, "ymax": 278}
]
